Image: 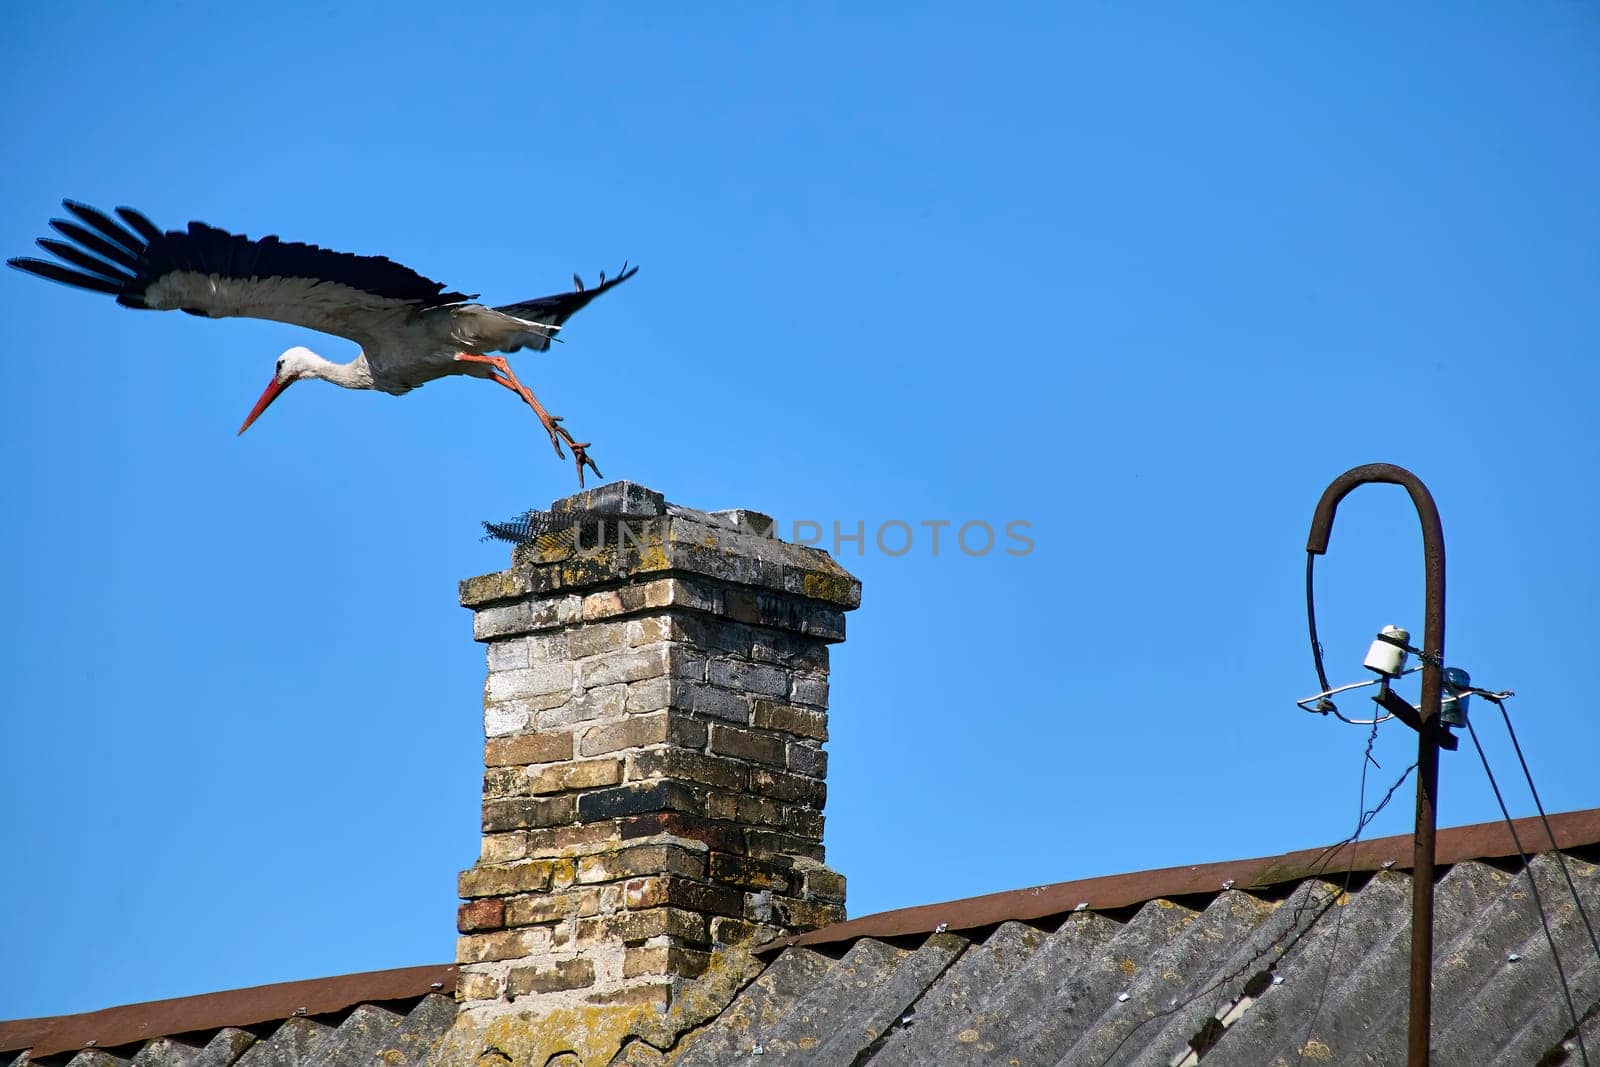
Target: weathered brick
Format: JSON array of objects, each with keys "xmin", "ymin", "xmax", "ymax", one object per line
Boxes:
[
  {"xmin": 576, "ymin": 781, "xmax": 702, "ymax": 822},
  {"xmin": 623, "ymin": 944, "xmax": 712, "ymax": 978},
  {"xmin": 622, "ymin": 876, "xmax": 745, "ymax": 918},
  {"xmin": 772, "ymin": 895, "xmax": 844, "ymax": 931},
  {"xmin": 745, "ymin": 829, "xmax": 825, "ymax": 863},
  {"xmin": 626, "ymin": 617, "xmax": 672, "ymax": 647},
  {"xmin": 506, "ymin": 886, "xmax": 602, "ymax": 927},
  {"xmin": 751, "ymin": 631, "xmax": 828, "ymax": 671},
  {"xmin": 580, "ymin": 712, "xmax": 675, "ymax": 756},
  {"xmin": 708, "ymin": 852, "xmax": 793, "ymax": 893},
  {"xmin": 457, "ymin": 929, "xmax": 537, "ymax": 964},
  {"xmin": 508, "ymin": 958, "xmax": 595, "ymax": 995},
  {"xmin": 486, "ymin": 639, "xmax": 530, "ymax": 672},
  {"xmin": 624, "ymin": 675, "xmax": 673, "ymax": 713},
  {"xmin": 527, "ymin": 758, "xmax": 623, "ymax": 795},
  {"xmin": 486, "ymin": 663, "xmax": 573, "ymax": 702},
  {"xmin": 537, "ymin": 683, "xmax": 627, "ymax": 729},
  {"xmin": 752, "ymin": 701, "xmax": 828, "ymax": 741},
  {"xmin": 802, "ymin": 866, "xmax": 847, "ymax": 902},
  {"xmin": 629, "ymin": 749, "xmax": 748, "ymax": 793},
  {"xmin": 472, "ymin": 602, "xmax": 532, "ymax": 640},
  {"xmin": 786, "ymin": 741, "xmax": 827, "ymax": 778},
  {"xmin": 709, "ymin": 916, "xmax": 770, "ymax": 946},
  {"xmin": 582, "ymin": 589, "xmax": 626, "ymax": 621},
  {"xmin": 618, "ymin": 812, "xmax": 746, "ymax": 855},
  {"xmin": 459, "ymin": 860, "xmax": 556, "ymax": 898},
  {"xmin": 580, "ymin": 645, "xmax": 670, "ymax": 688},
  {"xmin": 705, "ymin": 791, "xmax": 787, "ymax": 830},
  {"xmin": 480, "ymin": 832, "xmax": 528, "ymax": 863},
  {"xmin": 584, "ymin": 981, "xmax": 674, "ymax": 1011},
  {"xmin": 750, "ymin": 767, "xmax": 826, "ymax": 807},
  {"xmin": 675, "ymin": 682, "xmax": 751, "ymax": 723},
  {"xmin": 455, "ymin": 968, "xmax": 505, "ymax": 1002},
  {"xmin": 460, "ymin": 569, "xmax": 528, "ymax": 607},
  {"xmin": 522, "ymin": 821, "xmax": 624, "ymax": 858},
  {"xmin": 672, "ymin": 650, "xmax": 709, "ymax": 681},
  {"xmin": 458, "ymin": 898, "xmax": 505, "ymax": 932},
  {"xmin": 582, "ymin": 907, "xmax": 709, "ymax": 946},
  {"xmin": 486, "ymin": 731, "xmax": 573, "ymax": 768},
  {"xmin": 789, "ymin": 673, "xmax": 829, "ymax": 707},
  {"xmin": 786, "ymin": 807, "xmax": 825, "ymax": 839},
  {"xmin": 566, "ymin": 620, "xmax": 630, "ymax": 659},
  {"xmin": 577, "ymin": 843, "xmax": 706, "ymax": 884},
  {"xmin": 708, "ymin": 725, "xmax": 785, "ymax": 767},
  {"xmin": 485, "ymin": 704, "xmax": 529, "ymax": 737},
  {"xmin": 482, "ymin": 766, "xmax": 526, "ymax": 798},
  {"xmin": 707, "ymin": 659, "xmax": 790, "ymax": 699},
  {"xmin": 483, "ymin": 795, "xmax": 576, "ymax": 832}
]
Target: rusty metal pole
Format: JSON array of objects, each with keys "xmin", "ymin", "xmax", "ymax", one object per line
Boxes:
[{"xmin": 1306, "ymin": 463, "xmax": 1446, "ymax": 1067}]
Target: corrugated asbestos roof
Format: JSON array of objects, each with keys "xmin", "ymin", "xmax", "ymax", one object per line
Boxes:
[
  {"xmin": 661, "ymin": 810, "xmax": 1600, "ymax": 1066},
  {"xmin": 0, "ymin": 965, "xmax": 456, "ymax": 1066},
  {"xmin": 5, "ymin": 813, "xmax": 1599, "ymax": 1065}
]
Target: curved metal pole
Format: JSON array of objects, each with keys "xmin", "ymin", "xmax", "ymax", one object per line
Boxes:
[{"xmin": 1306, "ymin": 462, "xmax": 1445, "ymax": 1067}]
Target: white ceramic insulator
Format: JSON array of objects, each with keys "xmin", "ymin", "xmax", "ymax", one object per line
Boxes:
[{"xmin": 1363, "ymin": 625, "xmax": 1410, "ymax": 677}]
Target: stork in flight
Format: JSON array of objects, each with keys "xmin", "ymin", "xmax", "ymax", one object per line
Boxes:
[{"xmin": 7, "ymin": 200, "xmax": 637, "ymax": 484}]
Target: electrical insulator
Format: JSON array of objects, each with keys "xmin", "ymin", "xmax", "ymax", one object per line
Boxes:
[
  {"xmin": 1363, "ymin": 625, "xmax": 1410, "ymax": 678},
  {"xmin": 1440, "ymin": 667, "xmax": 1471, "ymax": 727}
]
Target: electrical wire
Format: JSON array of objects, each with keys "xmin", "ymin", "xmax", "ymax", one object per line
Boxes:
[
  {"xmin": 1464, "ymin": 717, "xmax": 1590, "ymax": 1067},
  {"xmin": 1306, "ymin": 554, "xmax": 1332, "ymax": 696},
  {"xmin": 1297, "ymin": 718, "xmax": 1389, "ymax": 1066},
  {"xmin": 1095, "ymin": 761, "xmax": 1417, "ymax": 1066},
  {"xmin": 1479, "ymin": 691, "xmax": 1600, "ymax": 967}
]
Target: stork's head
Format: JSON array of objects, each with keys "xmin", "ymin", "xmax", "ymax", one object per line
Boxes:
[{"xmin": 238, "ymin": 347, "xmax": 319, "ymax": 435}]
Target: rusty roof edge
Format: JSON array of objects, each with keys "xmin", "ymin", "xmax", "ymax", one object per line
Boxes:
[
  {"xmin": 755, "ymin": 807, "xmax": 1600, "ymax": 954},
  {"xmin": 0, "ymin": 963, "xmax": 458, "ymax": 1057}
]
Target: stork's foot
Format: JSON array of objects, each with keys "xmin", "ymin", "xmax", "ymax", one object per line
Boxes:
[{"xmin": 455, "ymin": 352, "xmax": 601, "ymax": 486}]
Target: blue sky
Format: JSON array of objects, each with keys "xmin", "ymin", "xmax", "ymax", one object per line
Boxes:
[{"xmin": 2, "ymin": 3, "xmax": 1597, "ymax": 1020}]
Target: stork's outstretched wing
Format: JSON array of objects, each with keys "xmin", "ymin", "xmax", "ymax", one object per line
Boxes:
[
  {"xmin": 492, "ymin": 264, "xmax": 640, "ymax": 352},
  {"xmin": 7, "ymin": 200, "xmax": 476, "ymax": 347}
]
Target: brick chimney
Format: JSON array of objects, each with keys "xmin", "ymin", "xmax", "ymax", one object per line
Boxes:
[{"xmin": 452, "ymin": 482, "xmax": 859, "ymax": 1036}]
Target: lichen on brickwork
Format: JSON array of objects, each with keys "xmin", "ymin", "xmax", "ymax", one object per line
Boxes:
[{"xmin": 452, "ymin": 483, "xmax": 859, "ymax": 1054}]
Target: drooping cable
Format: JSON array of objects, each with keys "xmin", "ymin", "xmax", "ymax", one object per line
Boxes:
[
  {"xmin": 1297, "ymin": 715, "xmax": 1385, "ymax": 1066},
  {"xmin": 1481, "ymin": 692, "xmax": 1600, "ymax": 966},
  {"xmin": 1464, "ymin": 718, "xmax": 1590, "ymax": 1067},
  {"xmin": 1306, "ymin": 553, "xmax": 1333, "ymax": 697},
  {"xmin": 1096, "ymin": 761, "xmax": 1417, "ymax": 1067}
]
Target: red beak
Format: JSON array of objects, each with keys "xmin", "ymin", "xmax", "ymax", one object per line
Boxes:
[{"xmin": 238, "ymin": 377, "xmax": 293, "ymax": 435}]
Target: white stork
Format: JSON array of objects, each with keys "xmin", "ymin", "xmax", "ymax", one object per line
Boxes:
[{"xmin": 8, "ymin": 200, "xmax": 637, "ymax": 484}]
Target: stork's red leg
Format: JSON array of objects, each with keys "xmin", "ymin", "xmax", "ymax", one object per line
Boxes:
[{"xmin": 454, "ymin": 353, "xmax": 601, "ymax": 486}]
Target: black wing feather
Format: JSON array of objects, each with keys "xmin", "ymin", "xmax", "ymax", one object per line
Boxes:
[
  {"xmin": 63, "ymin": 201, "xmax": 144, "ymax": 256},
  {"xmin": 7, "ymin": 257, "xmax": 125, "ymax": 295},
  {"xmin": 36, "ymin": 238, "xmax": 131, "ymax": 283},
  {"xmin": 49, "ymin": 219, "xmax": 142, "ymax": 272},
  {"xmin": 115, "ymin": 207, "xmax": 164, "ymax": 245},
  {"xmin": 10, "ymin": 200, "xmax": 476, "ymax": 326}
]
